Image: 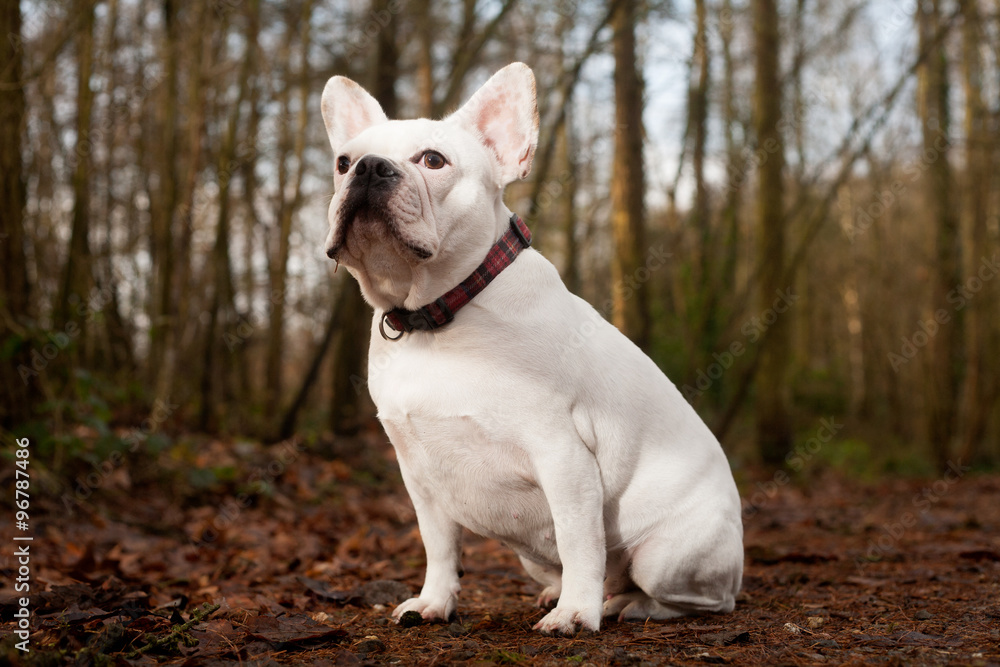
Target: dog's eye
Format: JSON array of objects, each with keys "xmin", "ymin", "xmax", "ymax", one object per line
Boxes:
[
  {"xmin": 337, "ymin": 155, "xmax": 351, "ymax": 175},
  {"xmin": 421, "ymin": 151, "xmax": 447, "ymax": 170}
]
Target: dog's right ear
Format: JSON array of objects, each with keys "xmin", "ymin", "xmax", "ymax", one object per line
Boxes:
[
  {"xmin": 448, "ymin": 63, "xmax": 539, "ymax": 186},
  {"xmin": 321, "ymin": 76, "xmax": 388, "ymax": 155}
]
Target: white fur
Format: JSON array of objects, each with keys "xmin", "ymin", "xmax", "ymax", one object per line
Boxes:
[{"xmin": 320, "ymin": 63, "xmax": 743, "ymax": 635}]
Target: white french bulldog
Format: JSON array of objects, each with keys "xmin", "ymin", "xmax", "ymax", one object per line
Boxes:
[{"xmin": 320, "ymin": 63, "xmax": 743, "ymax": 635}]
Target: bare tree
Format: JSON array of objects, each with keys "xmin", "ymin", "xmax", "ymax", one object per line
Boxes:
[
  {"xmin": 148, "ymin": 0, "xmax": 183, "ymax": 405},
  {"xmin": 56, "ymin": 0, "xmax": 96, "ymax": 352},
  {"xmin": 610, "ymin": 0, "xmax": 651, "ymax": 350},
  {"xmin": 917, "ymin": 0, "xmax": 962, "ymax": 467},
  {"xmin": 0, "ymin": 0, "xmax": 35, "ymax": 430},
  {"xmin": 689, "ymin": 0, "xmax": 711, "ymax": 285},
  {"xmin": 752, "ymin": 0, "xmax": 792, "ymax": 464},
  {"xmin": 199, "ymin": 0, "xmax": 260, "ymax": 432},
  {"xmin": 557, "ymin": 109, "xmax": 580, "ymax": 294},
  {"xmin": 686, "ymin": 0, "xmax": 726, "ymax": 396},
  {"xmin": 414, "ymin": 0, "xmax": 435, "ymax": 116},
  {"xmin": 957, "ymin": 0, "xmax": 994, "ymax": 461},
  {"xmin": 718, "ymin": 0, "xmax": 743, "ymax": 304},
  {"xmin": 5, "ymin": 0, "xmax": 998, "ymax": 467},
  {"xmin": 331, "ymin": 0, "xmax": 401, "ymax": 436},
  {"xmin": 265, "ymin": 0, "xmax": 314, "ymax": 434},
  {"xmin": 433, "ymin": 0, "xmax": 519, "ymax": 116}
]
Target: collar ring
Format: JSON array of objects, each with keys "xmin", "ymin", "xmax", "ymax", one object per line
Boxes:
[{"xmin": 379, "ymin": 313, "xmax": 404, "ymax": 341}]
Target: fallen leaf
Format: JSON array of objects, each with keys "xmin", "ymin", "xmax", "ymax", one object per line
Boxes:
[{"xmin": 243, "ymin": 614, "xmax": 348, "ymax": 648}]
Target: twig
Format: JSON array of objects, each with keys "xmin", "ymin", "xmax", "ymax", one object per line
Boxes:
[{"xmin": 126, "ymin": 602, "xmax": 221, "ymax": 659}]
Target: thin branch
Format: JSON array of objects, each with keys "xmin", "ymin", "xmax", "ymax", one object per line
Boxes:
[
  {"xmin": 713, "ymin": 7, "xmax": 961, "ymax": 441},
  {"xmin": 435, "ymin": 0, "xmax": 519, "ymax": 115},
  {"xmin": 126, "ymin": 603, "xmax": 221, "ymax": 659},
  {"xmin": 526, "ymin": 0, "xmax": 622, "ymax": 221}
]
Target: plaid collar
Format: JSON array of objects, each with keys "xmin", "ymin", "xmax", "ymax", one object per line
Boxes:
[{"xmin": 379, "ymin": 213, "xmax": 532, "ymax": 340}]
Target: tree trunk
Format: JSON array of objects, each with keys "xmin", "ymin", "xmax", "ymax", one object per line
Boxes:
[
  {"xmin": 415, "ymin": 0, "xmax": 434, "ymax": 116},
  {"xmin": 917, "ymin": 0, "xmax": 962, "ymax": 468},
  {"xmin": 789, "ymin": 0, "xmax": 808, "ymax": 182},
  {"xmin": 56, "ymin": 0, "xmax": 97, "ymax": 353},
  {"xmin": 237, "ymin": 14, "xmax": 263, "ymax": 419},
  {"xmin": 279, "ymin": 286, "xmax": 342, "ymax": 440},
  {"xmin": 149, "ymin": 0, "xmax": 181, "ymax": 391},
  {"xmin": 0, "ymin": 0, "xmax": 36, "ymax": 430},
  {"xmin": 264, "ymin": 0, "xmax": 313, "ymax": 435},
  {"xmin": 95, "ymin": 0, "xmax": 135, "ymax": 376},
  {"xmin": 752, "ymin": 0, "xmax": 792, "ymax": 464},
  {"xmin": 689, "ymin": 0, "xmax": 723, "ymax": 399},
  {"xmin": 690, "ymin": 0, "xmax": 710, "ymax": 283},
  {"xmin": 610, "ymin": 0, "xmax": 650, "ymax": 350},
  {"xmin": 156, "ymin": 1, "xmax": 210, "ymax": 409},
  {"xmin": 719, "ymin": 0, "xmax": 741, "ymax": 298},
  {"xmin": 329, "ymin": 0, "xmax": 401, "ymax": 436},
  {"xmin": 558, "ymin": 113, "xmax": 580, "ymax": 294},
  {"xmin": 957, "ymin": 0, "xmax": 993, "ymax": 462},
  {"xmin": 199, "ymin": 0, "xmax": 259, "ymax": 433},
  {"xmin": 838, "ymin": 185, "xmax": 865, "ymax": 417},
  {"xmin": 371, "ymin": 0, "xmax": 398, "ymax": 118},
  {"xmin": 330, "ymin": 281, "xmax": 369, "ymax": 436}
]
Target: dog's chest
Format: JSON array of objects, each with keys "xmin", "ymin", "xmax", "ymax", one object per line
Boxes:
[
  {"xmin": 370, "ymin": 347, "xmax": 558, "ymax": 560},
  {"xmin": 381, "ymin": 411, "xmax": 555, "ymax": 554}
]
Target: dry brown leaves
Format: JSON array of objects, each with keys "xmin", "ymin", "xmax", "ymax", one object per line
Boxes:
[{"xmin": 2, "ymin": 434, "xmax": 999, "ymax": 666}]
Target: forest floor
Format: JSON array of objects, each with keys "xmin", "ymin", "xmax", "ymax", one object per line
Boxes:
[{"xmin": 2, "ymin": 429, "xmax": 1000, "ymax": 666}]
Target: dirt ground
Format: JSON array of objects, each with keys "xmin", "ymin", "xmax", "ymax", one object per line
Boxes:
[{"xmin": 2, "ymin": 432, "xmax": 999, "ymax": 666}]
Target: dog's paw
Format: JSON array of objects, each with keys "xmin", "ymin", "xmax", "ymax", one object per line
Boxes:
[
  {"xmin": 603, "ymin": 592, "xmax": 688, "ymax": 621},
  {"xmin": 536, "ymin": 585, "xmax": 560, "ymax": 609},
  {"xmin": 392, "ymin": 595, "xmax": 456, "ymax": 623},
  {"xmin": 532, "ymin": 606, "xmax": 600, "ymax": 635},
  {"xmin": 603, "ymin": 591, "xmax": 644, "ymax": 619}
]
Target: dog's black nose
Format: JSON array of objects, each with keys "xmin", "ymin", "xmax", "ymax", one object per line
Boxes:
[{"xmin": 354, "ymin": 156, "xmax": 398, "ymax": 180}]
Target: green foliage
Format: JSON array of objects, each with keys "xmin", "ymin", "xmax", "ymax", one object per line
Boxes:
[
  {"xmin": 787, "ymin": 428, "xmax": 940, "ymax": 481},
  {"xmin": 483, "ymin": 649, "xmax": 528, "ymax": 664},
  {"xmin": 188, "ymin": 466, "xmax": 239, "ymax": 490},
  {"xmin": 814, "ymin": 438, "xmax": 872, "ymax": 478},
  {"xmin": 792, "ymin": 368, "xmax": 848, "ymax": 416},
  {"xmin": 0, "ymin": 330, "xmax": 28, "ymax": 361},
  {"xmin": 872, "ymin": 446, "xmax": 937, "ymax": 478}
]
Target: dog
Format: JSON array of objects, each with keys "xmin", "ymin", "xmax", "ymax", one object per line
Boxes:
[{"xmin": 320, "ymin": 63, "xmax": 743, "ymax": 635}]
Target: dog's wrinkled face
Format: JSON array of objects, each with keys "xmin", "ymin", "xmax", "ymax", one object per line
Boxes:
[{"xmin": 321, "ymin": 65, "xmax": 538, "ymax": 311}]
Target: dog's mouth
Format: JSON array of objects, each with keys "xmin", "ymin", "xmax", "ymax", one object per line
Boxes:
[{"xmin": 325, "ymin": 159, "xmax": 433, "ymax": 262}]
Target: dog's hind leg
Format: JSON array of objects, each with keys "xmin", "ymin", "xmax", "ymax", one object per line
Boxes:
[
  {"xmin": 519, "ymin": 555, "xmax": 562, "ymax": 608},
  {"xmin": 604, "ymin": 591, "xmax": 690, "ymax": 620},
  {"xmin": 610, "ymin": 520, "xmax": 742, "ymax": 621},
  {"xmin": 603, "ymin": 548, "xmax": 634, "ymax": 599}
]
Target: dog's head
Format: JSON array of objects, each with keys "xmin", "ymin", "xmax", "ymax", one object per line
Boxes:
[{"xmin": 321, "ymin": 63, "xmax": 538, "ymax": 311}]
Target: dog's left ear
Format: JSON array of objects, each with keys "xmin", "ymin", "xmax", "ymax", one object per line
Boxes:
[
  {"xmin": 321, "ymin": 76, "xmax": 388, "ymax": 156},
  {"xmin": 449, "ymin": 62, "xmax": 539, "ymax": 185}
]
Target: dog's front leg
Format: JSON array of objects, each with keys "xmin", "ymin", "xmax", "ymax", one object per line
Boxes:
[
  {"xmin": 531, "ymin": 441, "xmax": 605, "ymax": 635},
  {"xmin": 392, "ymin": 466, "xmax": 463, "ymax": 623}
]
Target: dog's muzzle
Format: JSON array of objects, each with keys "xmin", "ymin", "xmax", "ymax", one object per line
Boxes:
[{"xmin": 325, "ymin": 155, "xmax": 403, "ymax": 259}]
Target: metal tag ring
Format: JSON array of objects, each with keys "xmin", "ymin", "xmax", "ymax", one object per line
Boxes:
[{"xmin": 379, "ymin": 313, "xmax": 404, "ymax": 341}]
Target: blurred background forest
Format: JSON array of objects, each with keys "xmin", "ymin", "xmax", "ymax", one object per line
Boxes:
[{"xmin": 2, "ymin": 0, "xmax": 999, "ymax": 478}]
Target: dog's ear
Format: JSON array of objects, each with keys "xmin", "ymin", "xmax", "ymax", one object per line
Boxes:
[
  {"xmin": 321, "ymin": 76, "xmax": 388, "ymax": 155},
  {"xmin": 449, "ymin": 62, "xmax": 539, "ymax": 185}
]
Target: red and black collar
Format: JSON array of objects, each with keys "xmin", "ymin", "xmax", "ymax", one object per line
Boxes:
[{"xmin": 379, "ymin": 213, "xmax": 532, "ymax": 340}]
